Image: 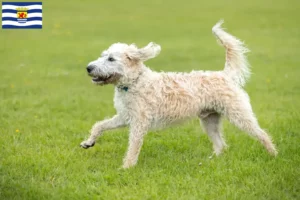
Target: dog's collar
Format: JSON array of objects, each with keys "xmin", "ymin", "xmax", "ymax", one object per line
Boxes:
[
  {"xmin": 116, "ymin": 70, "xmax": 145, "ymax": 92},
  {"xmin": 117, "ymin": 85, "xmax": 129, "ymax": 92}
]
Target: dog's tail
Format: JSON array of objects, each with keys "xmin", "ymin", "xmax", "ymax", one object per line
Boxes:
[{"xmin": 212, "ymin": 20, "xmax": 250, "ymax": 87}]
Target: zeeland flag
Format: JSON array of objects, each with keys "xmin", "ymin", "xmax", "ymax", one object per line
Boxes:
[{"xmin": 2, "ymin": 2, "xmax": 42, "ymax": 29}]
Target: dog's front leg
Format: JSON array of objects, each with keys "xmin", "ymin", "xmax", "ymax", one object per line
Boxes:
[
  {"xmin": 122, "ymin": 122, "xmax": 149, "ymax": 169},
  {"xmin": 80, "ymin": 115, "xmax": 125, "ymax": 149}
]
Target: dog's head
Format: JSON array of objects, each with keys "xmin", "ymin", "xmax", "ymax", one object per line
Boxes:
[{"xmin": 86, "ymin": 42, "xmax": 161, "ymax": 85}]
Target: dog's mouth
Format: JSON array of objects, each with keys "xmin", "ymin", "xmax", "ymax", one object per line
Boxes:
[
  {"xmin": 90, "ymin": 74, "xmax": 121, "ymax": 85},
  {"xmin": 92, "ymin": 75, "xmax": 112, "ymax": 83}
]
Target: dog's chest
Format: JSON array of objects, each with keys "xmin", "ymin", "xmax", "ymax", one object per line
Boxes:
[{"xmin": 113, "ymin": 89, "xmax": 136, "ymax": 114}]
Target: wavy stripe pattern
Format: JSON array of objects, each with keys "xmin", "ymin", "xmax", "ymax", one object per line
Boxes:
[
  {"xmin": 2, "ymin": 17, "xmax": 42, "ymax": 21},
  {"xmin": 2, "ymin": 2, "xmax": 42, "ymax": 29},
  {"xmin": 2, "ymin": 25, "xmax": 42, "ymax": 29},
  {"xmin": 2, "ymin": 2, "xmax": 42, "ymax": 6},
  {"xmin": 2, "ymin": 21, "xmax": 42, "ymax": 26},
  {"xmin": 2, "ymin": 9, "xmax": 42, "ymax": 14},
  {"xmin": 2, "ymin": 5, "xmax": 42, "ymax": 10},
  {"xmin": 2, "ymin": 13, "xmax": 42, "ymax": 18}
]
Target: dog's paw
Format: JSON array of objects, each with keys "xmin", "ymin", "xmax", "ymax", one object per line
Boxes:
[
  {"xmin": 122, "ymin": 163, "xmax": 133, "ymax": 169},
  {"xmin": 122, "ymin": 159, "xmax": 137, "ymax": 169},
  {"xmin": 80, "ymin": 140, "xmax": 95, "ymax": 149}
]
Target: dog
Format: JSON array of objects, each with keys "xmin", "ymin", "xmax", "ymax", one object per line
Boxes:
[{"xmin": 80, "ymin": 21, "xmax": 277, "ymax": 168}]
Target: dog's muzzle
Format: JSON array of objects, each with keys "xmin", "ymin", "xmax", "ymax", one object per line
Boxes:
[{"xmin": 86, "ymin": 63, "xmax": 121, "ymax": 85}]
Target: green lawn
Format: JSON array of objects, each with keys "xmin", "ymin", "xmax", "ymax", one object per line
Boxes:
[{"xmin": 1, "ymin": 0, "xmax": 300, "ymax": 199}]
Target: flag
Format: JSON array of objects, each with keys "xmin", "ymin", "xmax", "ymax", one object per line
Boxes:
[{"xmin": 2, "ymin": 2, "xmax": 42, "ymax": 29}]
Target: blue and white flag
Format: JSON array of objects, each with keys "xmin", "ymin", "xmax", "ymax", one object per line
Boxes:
[{"xmin": 2, "ymin": 2, "xmax": 42, "ymax": 29}]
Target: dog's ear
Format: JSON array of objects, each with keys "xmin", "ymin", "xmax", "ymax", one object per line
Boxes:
[{"xmin": 126, "ymin": 42, "xmax": 161, "ymax": 62}]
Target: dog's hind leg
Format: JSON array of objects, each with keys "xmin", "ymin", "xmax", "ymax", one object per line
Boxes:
[
  {"xmin": 199, "ymin": 112, "xmax": 227, "ymax": 155},
  {"xmin": 80, "ymin": 115, "xmax": 125, "ymax": 149},
  {"xmin": 223, "ymin": 101, "xmax": 278, "ymax": 156}
]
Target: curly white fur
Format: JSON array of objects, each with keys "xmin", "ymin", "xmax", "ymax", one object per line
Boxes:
[{"xmin": 80, "ymin": 21, "xmax": 277, "ymax": 168}]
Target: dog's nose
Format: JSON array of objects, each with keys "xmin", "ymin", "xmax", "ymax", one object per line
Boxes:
[{"xmin": 86, "ymin": 65, "xmax": 95, "ymax": 73}]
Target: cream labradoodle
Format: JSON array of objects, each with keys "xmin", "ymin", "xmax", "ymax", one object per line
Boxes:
[{"xmin": 80, "ymin": 21, "xmax": 277, "ymax": 168}]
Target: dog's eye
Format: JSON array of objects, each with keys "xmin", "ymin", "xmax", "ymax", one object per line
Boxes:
[{"xmin": 108, "ymin": 57, "xmax": 115, "ymax": 62}]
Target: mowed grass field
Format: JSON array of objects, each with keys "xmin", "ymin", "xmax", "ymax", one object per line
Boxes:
[{"xmin": 1, "ymin": 0, "xmax": 300, "ymax": 199}]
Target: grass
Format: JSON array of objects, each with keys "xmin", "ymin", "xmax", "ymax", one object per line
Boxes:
[{"xmin": 0, "ymin": 0, "xmax": 300, "ymax": 199}]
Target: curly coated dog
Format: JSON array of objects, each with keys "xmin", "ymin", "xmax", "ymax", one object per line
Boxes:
[{"xmin": 80, "ymin": 21, "xmax": 277, "ymax": 168}]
